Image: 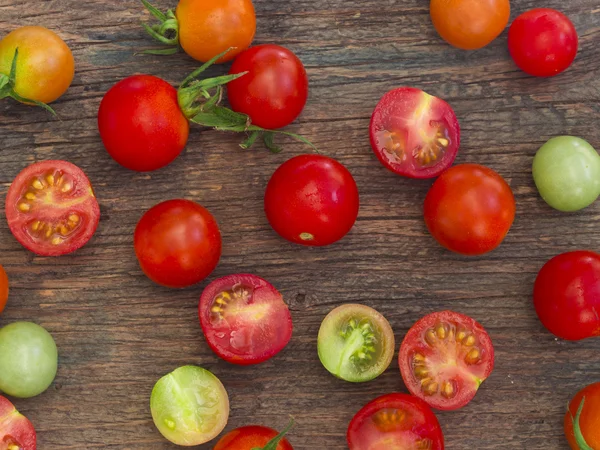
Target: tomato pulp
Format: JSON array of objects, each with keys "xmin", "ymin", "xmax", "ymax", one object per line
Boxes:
[
  {"xmin": 565, "ymin": 382, "xmax": 600, "ymax": 449},
  {"xmin": 0, "ymin": 395, "xmax": 36, "ymax": 450}
]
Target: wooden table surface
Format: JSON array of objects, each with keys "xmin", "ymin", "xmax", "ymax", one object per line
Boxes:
[{"xmin": 1, "ymin": 0, "xmax": 599, "ymax": 448}]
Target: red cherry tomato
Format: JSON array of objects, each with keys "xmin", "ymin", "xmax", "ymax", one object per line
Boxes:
[
  {"xmin": 534, "ymin": 251, "xmax": 600, "ymax": 341},
  {"xmin": 424, "ymin": 163, "xmax": 515, "ymax": 255},
  {"xmin": 508, "ymin": 8, "xmax": 578, "ymax": 77},
  {"xmin": 0, "ymin": 395, "xmax": 36, "ymax": 450},
  {"xmin": 134, "ymin": 199, "xmax": 221, "ymax": 288},
  {"xmin": 214, "ymin": 423, "xmax": 294, "ymax": 450},
  {"xmin": 5, "ymin": 161, "xmax": 100, "ymax": 256},
  {"xmin": 227, "ymin": 45, "xmax": 309, "ymax": 129},
  {"xmin": 399, "ymin": 311, "xmax": 494, "ymax": 411},
  {"xmin": 264, "ymin": 155, "xmax": 359, "ymax": 246},
  {"xmin": 370, "ymin": 87, "xmax": 460, "ymax": 178},
  {"xmin": 98, "ymin": 75, "xmax": 190, "ymax": 172},
  {"xmin": 0, "ymin": 265, "xmax": 8, "ymax": 315},
  {"xmin": 565, "ymin": 382, "xmax": 600, "ymax": 449},
  {"xmin": 198, "ymin": 274, "xmax": 293, "ymax": 365},
  {"xmin": 347, "ymin": 393, "xmax": 444, "ymax": 449}
]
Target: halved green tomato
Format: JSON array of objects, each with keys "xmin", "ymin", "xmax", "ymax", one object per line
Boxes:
[
  {"xmin": 318, "ymin": 304, "xmax": 395, "ymax": 382},
  {"xmin": 150, "ymin": 365, "xmax": 229, "ymax": 446}
]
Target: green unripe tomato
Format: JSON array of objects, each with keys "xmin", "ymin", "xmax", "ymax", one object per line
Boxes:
[
  {"xmin": 0, "ymin": 322, "xmax": 58, "ymax": 398},
  {"xmin": 532, "ymin": 136, "xmax": 600, "ymax": 212}
]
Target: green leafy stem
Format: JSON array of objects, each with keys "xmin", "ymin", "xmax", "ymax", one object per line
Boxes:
[
  {"xmin": 140, "ymin": 0, "xmax": 180, "ymax": 55},
  {"xmin": 570, "ymin": 396, "xmax": 593, "ymax": 450},
  {"xmin": 252, "ymin": 419, "xmax": 294, "ymax": 450}
]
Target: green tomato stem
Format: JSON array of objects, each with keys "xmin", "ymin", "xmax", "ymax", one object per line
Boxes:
[
  {"xmin": 571, "ymin": 397, "xmax": 593, "ymax": 450},
  {"xmin": 252, "ymin": 419, "xmax": 294, "ymax": 450},
  {"xmin": 140, "ymin": 0, "xmax": 180, "ymax": 52}
]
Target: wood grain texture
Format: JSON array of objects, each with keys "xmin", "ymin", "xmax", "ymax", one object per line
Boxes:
[{"xmin": 1, "ymin": 0, "xmax": 599, "ymax": 448}]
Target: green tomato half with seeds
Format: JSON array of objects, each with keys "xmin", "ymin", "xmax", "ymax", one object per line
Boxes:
[
  {"xmin": 318, "ymin": 304, "xmax": 395, "ymax": 382},
  {"xmin": 532, "ymin": 136, "xmax": 600, "ymax": 212},
  {"xmin": 150, "ymin": 365, "xmax": 229, "ymax": 446}
]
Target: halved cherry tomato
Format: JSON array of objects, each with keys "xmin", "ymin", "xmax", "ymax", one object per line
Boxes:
[
  {"xmin": 347, "ymin": 393, "xmax": 444, "ymax": 450},
  {"xmin": 5, "ymin": 161, "xmax": 100, "ymax": 256},
  {"xmin": 370, "ymin": 87, "xmax": 460, "ymax": 178},
  {"xmin": 0, "ymin": 395, "xmax": 36, "ymax": 450},
  {"xmin": 199, "ymin": 274, "xmax": 292, "ymax": 365},
  {"xmin": 0, "ymin": 265, "xmax": 8, "ymax": 315},
  {"xmin": 565, "ymin": 382, "xmax": 600, "ymax": 450},
  {"xmin": 399, "ymin": 311, "xmax": 494, "ymax": 410},
  {"xmin": 214, "ymin": 420, "xmax": 294, "ymax": 450}
]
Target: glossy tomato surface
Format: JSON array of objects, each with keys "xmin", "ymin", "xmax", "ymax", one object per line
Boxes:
[
  {"xmin": 176, "ymin": 0, "xmax": 256, "ymax": 63},
  {"xmin": 0, "ymin": 395, "xmax": 36, "ymax": 450},
  {"xmin": 370, "ymin": 87, "xmax": 460, "ymax": 178},
  {"xmin": 430, "ymin": 0, "xmax": 510, "ymax": 50},
  {"xmin": 534, "ymin": 251, "xmax": 600, "ymax": 341},
  {"xmin": 134, "ymin": 199, "xmax": 221, "ymax": 288},
  {"xmin": 199, "ymin": 274, "xmax": 293, "ymax": 365},
  {"xmin": 565, "ymin": 382, "xmax": 600, "ymax": 450},
  {"xmin": 228, "ymin": 45, "xmax": 308, "ymax": 129},
  {"xmin": 264, "ymin": 155, "xmax": 359, "ymax": 246},
  {"xmin": 5, "ymin": 161, "xmax": 100, "ymax": 256},
  {"xmin": 214, "ymin": 424, "xmax": 293, "ymax": 450},
  {"xmin": 347, "ymin": 393, "xmax": 444, "ymax": 450},
  {"xmin": 0, "ymin": 265, "xmax": 8, "ymax": 315},
  {"xmin": 399, "ymin": 311, "xmax": 494, "ymax": 410},
  {"xmin": 98, "ymin": 75, "xmax": 189, "ymax": 172},
  {"xmin": 508, "ymin": 9, "xmax": 578, "ymax": 77},
  {"xmin": 424, "ymin": 163, "xmax": 515, "ymax": 255}
]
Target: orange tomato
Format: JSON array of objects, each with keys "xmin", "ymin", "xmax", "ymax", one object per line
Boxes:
[
  {"xmin": 176, "ymin": 0, "xmax": 256, "ymax": 63},
  {"xmin": 0, "ymin": 265, "xmax": 8, "ymax": 315},
  {"xmin": 430, "ymin": 0, "xmax": 510, "ymax": 50},
  {"xmin": 565, "ymin": 382, "xmax": 600, "ymax": 449},
  {"xmin": 0, "ymin": 26, "xmax": 74, "ymax": 104}
]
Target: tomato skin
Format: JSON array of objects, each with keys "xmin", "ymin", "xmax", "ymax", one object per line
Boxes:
[
  {"xmin": 565, "ymin": 382, "xmax": 600, "ymax": 449},
  {"xmin": 430, "ymin": 0, "xmax": 510, "ymax": 50},
  {"xmin": 508, "ymin": 9, "xmax": 578, "ymax": 77},
  {"xmin": 424, "ymin": 164, "xmax": 515, "ymax": 255},
  {"xmin": 0, "ymin": 26, "xmax": 74, "ymax": 104},
  {"xmin": 134, "ymin": 199, "xmax": 221, "ymax": 288},
  {"xmin": 533, "ymin": 251, "xmax": 600, "ymax": 341},
  {"xmin": 176, "ymin": 0, "xmax": 256, "ymax": 63},
  {"xmin": 0, "ymin": 395, "xmax": 37, "ymax": 450},
  {"xmin": 228, "ymin": 45, "xmax": 309, "ymax": 129},
  {"xmin": 98, "ymin": 75, "xmax": 189, "ymax": 172},
  {"xmin": 214, "ymin": 426, "xmax": 293, "ymax": 450},
  {"xmin": 264, "ymin": 155, "xmax": 359, "ymax": 246},
  {"xmin": 0, "ymin": 265, "xmax": 8, "ymax": 315}
]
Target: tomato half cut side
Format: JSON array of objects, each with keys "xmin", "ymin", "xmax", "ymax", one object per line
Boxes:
[
  {"xmin": 399, "ymin": 311, "xmax": 494, "ymax": 410},
  {"xmin": 5, "ymin": 161, "xmax": 100, "ymax": 256},
  {"xmin": 370, "ymin": 87, "xmax": 460, "ymax": 179},
  {"xmin": 199, "ymin": 274, "xmax": 293, "ymax": 365},
  {"xmin": 0, "ymin": 395, "xmax": 37, "ymax": 450},
  {"xmin": 347, "ymin": 393, "xmax": 444, "ymax": 450}
]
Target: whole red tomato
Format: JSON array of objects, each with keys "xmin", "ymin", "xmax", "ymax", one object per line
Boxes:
[
  {"xmin": 424, "ymin": 164, "xmax": 515, "ymax": 255},
  {"xmin": 534, "ymin": 251, "xmax": 600, "ymax": 341},
  {"xmin": 227, "ymin": 45, "xmax": 308, "ymax": 130},
  {"xmin": 214, "ymin": 423, "xmax": 293, "ymax": 450},
  {"xmin": 134, "ymin": 199, "xmax": 221, "ymax": 288},
  {"xmin": 264, "ymin": 155, "xmax": 359, "ymax": 246},
  {"xmin": 565, "ymin": 382, "xmax": 600, "ymax": 449},
  {"xmin": 98, "ymin": 75, "xmax": 190, "ymax": 172}
]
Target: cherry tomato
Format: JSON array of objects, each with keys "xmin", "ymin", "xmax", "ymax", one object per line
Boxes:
[
  {"xmin": 198, "ymin": 274, "xmax": 293, "ymax": 365},
  {"xmin": 0, "ymin": 395, "xmax": 36, "ymax": 450},
  {"xmin": 508, "ymin": 9, "xmax": 578, "ymax": 77},
  {"xmin": 228, "ymin": 45, "xmax": 309, "ymax": 129},
  {"xmin": 0, "ymin": 26, "xmax": 74, "ymax": 104},
  {"xmin": 430, "ymin": 0, "xmax": 510, "ymax": 50},
  {"xmin": 98, "ymin": 75, "xmax": 189, "ymax": 172},
  {"xmin": 424, "ymin": 163, "xmax": 515, "ymax": 255},
  {"xmin": 134, "ymin": 199, "xmax": 221, "ymax": 288},
  {"xmin": 347, "ymin": 393, "xmax": 444, "ymax": 450},
  {"xmin": 533, "ymin": 251, "xmax": 600, "ymax": 341},
  {"xmin": 5, "ymin": 161, "xmax": 100, "ymax": 256},
  {"xmin": 565, "ymin": 382, "xmax": 600, "ymax": 450},
  {"xmin": 370, "ymin": 87, "xmax": 460, "ymax": 178},
  {"xmin": 214, "ymin": 421, "xmax": 294, "ymax": 450},
  {"xmin": 399, "ymin": 311, "xmax": 494, "ymax": 410},
  {"xmin": 264, "ymin": 155, "xmax": 359, "ymax": 246},
  {"xmin": 0, "ymin": 265, "xmax": 8, "ymax": 315}
]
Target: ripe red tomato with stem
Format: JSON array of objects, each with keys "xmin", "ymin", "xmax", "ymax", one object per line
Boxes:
[
  {"xmin": 347, "ymin": 393, "xmax": 444, "ymax": 449},
  {"xmin": 198, "ymin": 274, "xmax": 292, "ymax": 365},
  {"xmin": 399, "ymin": 311, "xmax": 494, "ymax": 411},
  {"xmin": 370, "ymin": 87, "xmax": 460, "ymax": 178},
  {"xmin": 534, "ymin": 251, "xmax": 600, "ymax": 341},
  {"xmin": 424, "ymin": 163, "xmax": 515, "ymax": 255},
  {"xmin": 214, "ymin": 420, "xmax": 294, "ymax": 450},
  {"xmin": 0, "ymin": 395, "xmax": 36, "ymax": 450},
  {"xmin": 134, "ymin": 199, "xmax": 222, "ymax": 288},
  {"xmin": 264, "ymin": 155, "xmax": 359, "ymax": 246},
  {"xmin": 565, "ymin": 382, "xmax": 600, "ymax": 449}
]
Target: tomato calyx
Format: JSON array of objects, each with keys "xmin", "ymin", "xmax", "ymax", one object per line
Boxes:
[
  {"xmin": 140, "ymin": 0, "xmax": 181, "ymax": 55},
  {"xmin": 571, "ymin": 397, "xmax": 593, "ymax": 450},
  {"xmin": 251, "ymin": 419, "xmax": 294, "ymax": 450},
  {"xmin": 0, "ymin": 48, "xmax": 56, "ymax": 115}
]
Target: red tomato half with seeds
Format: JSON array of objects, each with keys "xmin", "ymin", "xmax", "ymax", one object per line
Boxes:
[
  {"xmin": 399, "ymin": 311, "xmax": 494, "ymax": 410},
  {"xmin": 0, "ymin": 395, "xmax": 36, "ymax": 450},
  {"xmin": 264, "ymin": 155, "xmax": 359, "ymax": 246},
  {"xmin": 5, "ymin": 161, "xmax": 100, "ymax": 256},
  {"xmin": 214, "ymin": 423, "xmax": 294, "ymax": 450},
  {"xmin": 370, "ymin": 87, "xmax": 460, "ymax": 179},
  {"xmin": 347, "ymin": 393, "xmax": 444, "ymax": 450},
  {"xmin": 98, "ymin": 75, "xmax": 190, "ymax": 172},
  {"xmin": 199, "ymin": 274, "xmax": 292, "ymax": 365}
]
